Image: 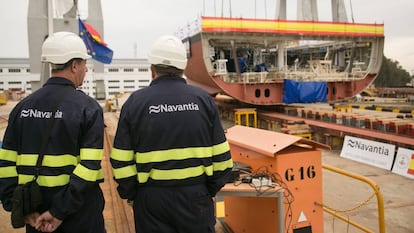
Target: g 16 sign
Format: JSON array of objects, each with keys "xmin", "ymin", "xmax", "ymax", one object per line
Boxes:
[{"xmin": 340, "ymin": 135, "xmax": 395, "ymax": 170}]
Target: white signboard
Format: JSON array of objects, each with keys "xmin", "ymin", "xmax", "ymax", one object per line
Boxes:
[
  {"xmin": 340, "ymin": 135, "xmax": 395, "ymax": 170},
  {"xmin": 392, "ymin": 147, "xmax": 414, "ymax": 179}
]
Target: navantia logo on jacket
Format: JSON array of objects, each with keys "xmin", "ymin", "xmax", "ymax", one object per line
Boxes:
[
  {"xmin": 148, "ymin": 103, "xmax": 200, "ymax": 114},
  {"xmin": 20, "ymin": 108, "xmax": 63, "ymax": 119}
]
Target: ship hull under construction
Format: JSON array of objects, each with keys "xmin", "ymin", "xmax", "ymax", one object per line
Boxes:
[{"xmin": 183, "ymin": 17, "xmax": 384, "ymax": 105}]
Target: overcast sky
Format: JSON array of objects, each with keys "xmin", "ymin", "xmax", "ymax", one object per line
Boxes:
[{"xmin": 1, "ymin": 0, "xmax": 413, "ymax": 73}]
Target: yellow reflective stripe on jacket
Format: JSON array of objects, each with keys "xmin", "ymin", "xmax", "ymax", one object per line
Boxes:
[
  {"xmin": 43, "ymin": 155, "xmax": 78, "ymax": 167},
  {"xmin": 80, "ymin": 148, "xmax": 103, "ymax": 160},
  {"xmin": 112, "ymin": 165, "xmax": 137, "ymax": 179},
  {"xmin": 37, "ymin": 174, "xmax": 71, "ymax": 187},
  {"xmin": 110, "ymin": 148, "xmax": 135, "ymax": 162},
  {"xmin": 17, "ymin": 154, "xmax": 38, "ymax": 166},
  {"xmin": 136, "ymin": 147, "xmax": 210, "ymax": 164},
  {"xmin": 18, "ymin": 168, "xmax": 104, "ymax": 186},
  {"xmin": 0, "ymin": 149, "xmax": 17, "ymax": 162},
  {"xmin": 17, "ymin": 154, "xmax": 78, "ymax": 167},
  {"xmin": 136, "ymin": 141, "xmax": 230, "ymax": 164},
  {"xmin": 212, "ymin": 141, "xmax": 230, "ymax": 155},
  {"xmin": 19, "ymin": 174, "xmax": 70, "ymax": 186},
  {"xmin": 73, "ymin": 164, "xmax": 103, "ymax": 182},
  {"xmin": 0, "ymin": 166, "xmax": 17, "ymax": 178},
  {"xmin": 138, "ymin": 165, "xmax": 213, "ymax": 183},
  {"xmin": 213, "ymin": 159, "xmax": 233, "ymax": 172}
]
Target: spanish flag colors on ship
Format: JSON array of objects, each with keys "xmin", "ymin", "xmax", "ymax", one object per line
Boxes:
[{"xmin": 408, "ymin": 154, "xmax": 414, "ymax": 175}]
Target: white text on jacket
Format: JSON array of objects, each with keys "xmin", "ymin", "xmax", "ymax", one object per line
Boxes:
[
  {"xmin": 148, "ymin": 103, "xmax": 199, "ymax": 114},
  {"xmin": 20, "ymin": 109, "xmax": 63, "ymax": 119}
]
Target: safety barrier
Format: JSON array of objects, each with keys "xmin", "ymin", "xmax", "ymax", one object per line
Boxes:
[
  {"xmin": 233, "ymin": 108, "xmax": 257, "ymax": 128},
  {"xmin": 315, "ymin": 164, "xmax": 385, "ymax": 233}
]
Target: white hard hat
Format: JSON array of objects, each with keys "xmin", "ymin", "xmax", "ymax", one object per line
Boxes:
[
  {"xmin": 41, "ymin": 31, "xmax": 91, "ymax": 64},
  {"xmin": 148, "ymin": 35, "xmax": 187, "ymax": 70}
]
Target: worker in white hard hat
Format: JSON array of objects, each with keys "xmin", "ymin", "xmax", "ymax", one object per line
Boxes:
[
  {"xmin": 41, "ymin": 31, "xmax": 91, "ymax": 87},
  {"xmin": 0, "ymin": 31, "xmax": 106, "ymax": 233},
  {"xmin": 111, "ymin": 35, "xmax": 233, "ymax": 233}
]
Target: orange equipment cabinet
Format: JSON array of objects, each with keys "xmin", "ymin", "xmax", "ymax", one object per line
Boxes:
[{"xmin": 224, "ymin": 125, "xmax": 328, "ymax": 233}]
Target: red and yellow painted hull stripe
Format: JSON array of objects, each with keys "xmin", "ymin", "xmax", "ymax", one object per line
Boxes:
[{"xmin": 201, "ymin": 16, "xmax": 384, "ymax": 37}]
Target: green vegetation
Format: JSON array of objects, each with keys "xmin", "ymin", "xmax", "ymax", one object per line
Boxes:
[{"xmin": 375, "ymin": 56, "xmax": 412, "ymax": 87}]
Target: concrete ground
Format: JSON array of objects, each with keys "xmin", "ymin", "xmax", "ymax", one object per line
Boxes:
[{"xmin": 321, "ymin": 150, "xmax": 414, "ymax": 233}]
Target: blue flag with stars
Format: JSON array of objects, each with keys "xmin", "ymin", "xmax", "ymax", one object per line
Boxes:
[{"xmin": 78, "ymin": 19, "xmax": 113, "ymax": 64}]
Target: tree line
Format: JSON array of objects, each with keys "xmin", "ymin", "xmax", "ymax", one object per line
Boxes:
[{"xmin": 375, "ymin": 56, "xmax": 413, "ymax": 87}]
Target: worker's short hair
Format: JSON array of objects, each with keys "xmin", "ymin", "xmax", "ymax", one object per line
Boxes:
[
  {"xmin": 51, "ymin": 58, "xmax": 84, "ymax": 72},
  {"xmin": 152, "ymin": 64, "xmax": 183, "ymax": 77}
]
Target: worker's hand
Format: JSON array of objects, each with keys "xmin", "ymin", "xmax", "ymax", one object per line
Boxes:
[
  {"xmin": 34, "ymin": 210, "xmax": 62, "ymax": 232},
  {"xmin": 24, "ymin": 212, "xmax": 40, "ymax": 227}
]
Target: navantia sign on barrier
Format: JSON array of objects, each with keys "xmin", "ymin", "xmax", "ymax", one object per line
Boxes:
[
  {"xmin": 340, "ymin": 135, "xmax": 395, "ymax": 170},
  {"xmin": 392, "ymin": 147, "xmax": 414, "ymax": 179}
]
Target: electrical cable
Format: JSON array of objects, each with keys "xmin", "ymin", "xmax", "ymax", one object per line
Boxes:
[{"xmin": 229, "ymin": 165, "xmax": 294, "ymax": 233}]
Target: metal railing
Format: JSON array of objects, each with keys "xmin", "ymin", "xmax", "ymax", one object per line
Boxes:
[{"xmin": 315, "ymin": 164, "xmax": 385, "ymax": 233}]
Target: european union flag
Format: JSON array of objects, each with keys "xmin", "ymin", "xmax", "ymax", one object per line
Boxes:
[{"xmin": 78, "ymin": 19, "xmax": 113, "ymax": 64}]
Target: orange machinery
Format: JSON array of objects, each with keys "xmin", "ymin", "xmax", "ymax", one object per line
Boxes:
[{"xmin": 224, "ymin": 125, "xmax": 329, "ymax": 233}]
